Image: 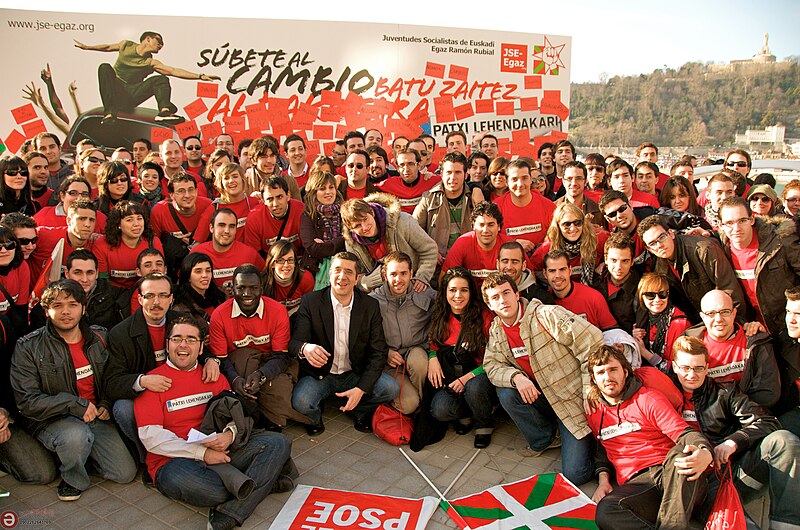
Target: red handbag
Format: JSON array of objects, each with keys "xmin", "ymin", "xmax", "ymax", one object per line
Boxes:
[
  {"xmin": 372, "ymin": 365, "xmax": 413, "ymax": 446},
  {"xmin": 705, "ymin": 464, "xmax": 746, "ymax": 530}
]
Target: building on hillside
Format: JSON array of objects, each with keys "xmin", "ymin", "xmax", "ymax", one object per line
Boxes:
[{"xmin": 735, "ymin": 125, "xmax": 785, "ymax": 151}]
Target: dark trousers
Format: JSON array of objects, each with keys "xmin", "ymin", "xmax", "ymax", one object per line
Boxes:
[
  {"xmin": 98, "ymin": 63, "xmax": 176, "ymax": 114},
  {"xmin": 596, "ymin": 444, "xmax": 708, "ymax": 530}
]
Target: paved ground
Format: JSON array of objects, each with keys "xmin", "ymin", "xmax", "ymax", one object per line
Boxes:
[
  {"xmin": 0, "ymin": 406, "xmax": 767, "ymax": 529},
  {"xmin": 0, "ymin": 407, "xmax": 585, "ymax": 529}
]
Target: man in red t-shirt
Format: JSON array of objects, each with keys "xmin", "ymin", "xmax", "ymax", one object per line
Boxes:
[
  {"xmin": 495, "ymin": 159, "xmax": 556, "ymax": 254},
  {"xmin": 282, "ymin": 134, "xmax": 309, "ymax": 190},
  {"xmin": 30, "ymin": 200, "xmax": 101, "ymax": 282},
  {"xmin": 608, "ymin": 158, "xmax": 659, "ymax": 208},
  {"xmin": 338, "ymin": 150, "xmax": 378, "ymax": 201},
  {"xmin": 11, "ymin": 279, "xmax": 137, "ymax": 501},
  {"xmin": 543, "ymin": 250, "xmax": 618, "ymax": 331},
  {"xmin": 586, "ymin": 345, "xmax": 712, "ymax": 529},
  {"xmin": 210, "ymin": 266, "xmax": 309, "ymax": 429},
  {"xmin": 25, "ymin": 151, "xmax": 53, "ymax": 210},
  {"xmin": 134, "ymin": 314, "xmax": 293, "ymax": 529},
  {"xmin": 442, "ymin": 201, "xmax": 510, "ymax": 287},
  {"xmin": 377, "ymin": 147, "xmax": 438, "ymax": 214},
  {"xmin": 243, "ymin": 176, "xmax": 303, "ymax": 258},
  {"xmin": 191, "ymin": 208, "xmax": 265, "ymax": 295}
]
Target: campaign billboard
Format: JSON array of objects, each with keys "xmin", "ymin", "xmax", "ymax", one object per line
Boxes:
[{"xmin": 1, "ymin": 9, "xmax": 571, "ymax": 159}]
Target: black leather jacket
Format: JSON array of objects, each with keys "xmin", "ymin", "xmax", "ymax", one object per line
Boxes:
[{"xmin": 11, "ymin": 320, "xmax": 111, "ymax": 433}]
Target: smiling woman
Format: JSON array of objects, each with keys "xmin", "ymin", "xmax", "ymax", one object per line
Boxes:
[{"xmin": 0, "ymin": 157, "xmax": 39, "ymax": 217}]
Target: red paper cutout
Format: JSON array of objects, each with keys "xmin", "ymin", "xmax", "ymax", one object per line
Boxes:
[
  {"xmin": 10, "ymin": 104, "xmax": 37, "ymax": 125},
  {"xmin": 524, "ymin": 76, "xmax": 543, "ymax": 90},
  {"xmin": 184, "ymin": 99, "xmax": 208, "ymax": 121},
  {"xmin": 425, "ymin": 62, "xmax": 446, "ymax": 79},
  {"xmin": 448, "ymin": 64, "xmax": 469, "ymax": 81},
  {"xmin": 313, "ymin": 124, "xmax": 334, "ymax": 140},
  {"xmin": 520, "ymin": 97, "xmax": 539, "ymax": 112},
  {"xmin": 175, "ymin": 120, "xmax": 200, "ymax": 139},
  {"xmin": 454, "ymin": 103, "xmax": 475, "ymax": 121},
  {"xmin": 150, "ymin": 127, "xmax": 173, "ymax": 144},
  {"xmin": 433, "ymin": 96, "xmax": 455, "ymax": 123},
  {"xmin": 224, "ymin": 116, "xmax": 245, "ymax": 133},
  {"xmin": 4, "ymin": 130, "xmax": 26, "ymax": 154},
  {"xmin": 200, "ymin": 121, "xmax": 224, "ymax": 142},
  {"xmin": 196, "ymin": 82, "xmax": 219, "ymax": 99},
  {"xmin": 475, "ymin": 100, "xmax": 495, "ymax": 114},
  {"xmin": 22, "ymin": 119, "xmax": 47, "ymax": 138},
  {"xmin": 496, "ymin": 101, "xmax": 515, "ymax": 116}
]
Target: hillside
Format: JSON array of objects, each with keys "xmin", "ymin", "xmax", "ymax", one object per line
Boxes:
[{"xmin": 568, "ymin": 60, "xmax": 800, "ymax": 147}]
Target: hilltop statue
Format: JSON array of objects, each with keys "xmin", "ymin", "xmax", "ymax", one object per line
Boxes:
[{"xmin": 760, "ymin": 33, "xmax": 771, "ymax": 56}]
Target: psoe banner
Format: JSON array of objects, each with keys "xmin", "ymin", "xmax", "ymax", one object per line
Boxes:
[
  {"xmin": 0, "ymin": 9, "xmax": 571, "ymax": 159},
  {"xmin": 269, "ymin": 484, "xmax": 439, "ymax": 530}
]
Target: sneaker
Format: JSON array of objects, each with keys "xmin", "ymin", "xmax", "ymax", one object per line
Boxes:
[
  {"xmin": 519, "ymin": 431, "xmax": 562, "ymax": 457},
  {"xmin": 270, "ymin": 475, "xmax": 296, "ymax": 494},
  {"xmin": 207, "ymin": 508, "xmax": 237, "ymax": 530},
  {"xmin": 57, "ymin": 480, "xmax": 82, "ymax": 501},
  {"xmin": 154, "ymin": 112, "xmax": 185, "ymax": 124}
]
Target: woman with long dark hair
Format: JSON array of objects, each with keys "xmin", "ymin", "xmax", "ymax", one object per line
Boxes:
[
  {"xmin": 428, "ymin": 267, "xmax": 496, "ymax": 448},
  {"xmin": 95, "ymin": 161, "xmax": 140, "ymax": 215},
  {"xmin": 299, "ymin": 171, "xmax": 345, "ymax": 287},
  {"xmin": 660, "ymin": 176, "xmax": 704, "ymax": 217},
  {"xmin": 172, "ymin": 252, "xmax": 226, "ymax": 322},
  {"xmin": 0, "ymin": 157, "xmax": 39, "ymax": 217},
  {"xmin": 200, "ymin": 149, "xmax": 230, "ymax": 200},
  {"xmin": 262, "ymin": 240, "xmax": 314, "ymax": 317},
  {"xmin": 94, "ymin": 201, "xmax": 163, "ymax": 289},
  {"xmin": 73, "ymin": 147, "xmax": 106, "ymax": 199}
]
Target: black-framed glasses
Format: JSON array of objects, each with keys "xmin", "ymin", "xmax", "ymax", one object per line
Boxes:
[
  {"xmin": 720, "ymin": 217, "xmax": 752, "ymax": 228},
  {"xmin": 674, "ymin": 364, "xmax": 707, "ymax": 374},
  {"xmin": 86, "ymin": 156, "xmax": 105, "ymax": 164},
  {"xmin": 560, "ymin": 219, "xmax": 583, "ymax": 229},
  {"xmin": 4, "ymin": 169, "xmax": 29, "ymax": 177},
  {"xmin": 185, "ymin": 145, "xmax": 202, "ymax": 151},
  {"xmin": 645, "ymin": 232, "xmax": 670, "ymax": 249},
  {"xmin": 642, "ymin": 290, "xmax": 669, "ymax": 301},
  {"xmin": 701, "ymin": 308, "xmax": 734, "ymax": 319},
  {"xmin": 347, "ymin": 163, "xmax": 365, "ymax": 170},
  {"xmin": 0, "ymin": 240, "xmax": 18, "ymax": 251},
  {"xmin": 604, "ymin": 203, "xmax": 629, "ymax": 219},
  {"xmin": 141, "ymin": 292, "xmax": 172, "ymax": 301},
  {"xmin": 168, "ymin": 336, "xmax": 201, "ymax": 345},
  {"xmin": 17, "ymin": 236, "xmax": 38, "ymax": 246},
  {"xmin": 108, "ymin": 177, "xmax": 130, "ymax": 185},
  {"xmin": 726, "ymin": 161, "xmax": 748, "ymax": 168},
  {"xmin": 274, "ymin": 258, "xmax": 295, "ymax": 266},
  {"xmin": 65, "ymin": 190, "xmax": 91, "ymax": 198}
]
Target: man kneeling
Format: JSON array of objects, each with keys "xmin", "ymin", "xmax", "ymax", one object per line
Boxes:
[{"xmin": 135, "ymin": 315, "xmax": 293, "ymax": 530}]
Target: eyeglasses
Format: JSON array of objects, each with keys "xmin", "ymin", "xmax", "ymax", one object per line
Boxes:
[
  {"xmin": 347, "ymin": 163, "xmax": 365, "ymax": 170},
  {"xmin": 720, "ymin": 217, "xmax": 752, "ymax": 228},
  {"xmin": 701, "ymin": 308, "xmax": 734, "ymax": 319},
  {"xmin": 4, "ymin": 169, "xmax": 29, "ymax": 177},
  {"xmin": 0, "ymin": 240, "xmax": 17, "ymax": 251},
  {"xmin": 65, "ymin": 190, "xmax": 91, "ymax": 198},
  {"xmin": 185, "ymin": 145, "xmax": 202, "ymax": 151},
  {"xmin": 604, "ymin": 203, "xmax": 629, "ymax": 219},
  {"xmin": 140, "ymin": 292, "xmax": 172, "ymax": 301},
  {"xmin": 726, "ymin": 161, "xmax": 748, "ymax": 168},
  {"xmin": 17, "ymin": 236, "xmax": 38, "ymax": 246},
  {"xmin": 532, "ymin": 176, "xmax": 546, "ymax": 183},
  {"xmin": 674, "ymin": 364, "xmax": 707, "ymax": 374},
  {"xmin": 492, "ymin": 171, "xmax": 506, "ymax": 177},
  {"xmin": 398, "ymin": 162, "xmax": 417, "ymax": 168},
  {"xmin": 332, "ymin": 151, "xmax": 346, "ymax": 157},
  {"xmin": 785, "ymin": 198, "xmax": 800, "ymax": 204},
  {"xmin": 642, "ymin": 290, "xmax": 669, "ymax": 301},
  {"xmin": 107, "ymin": 177, "xmax": 130, "ymax": 185},
  {"xmin": 275, "ymin": 258, "xmax": 295, "ymax": 266},
  {"xmin": 116, "ymin": 158, "xmax": 133, "ymax": 165},
  {"xmin": 168, "ymin": 336, "xmax": 201, "ymax": 345},
  {"xmin": 86, "ymin": 156, "xmax": 105, "ymax": 164},
  {"xmin": 586, "ymin": 165, "xmax": 605, "ymax": 171},
  {"xmin": 563, "ymin": 176, "xmax": 585, "ymax": 183},
  {"xmin": 645, "ymin": 232, "xmax": 670, "ymax": 249},
  {"xmin": 559, "ymin": 219, "xmax": 583, "ymax": 229},
  {"xmin": 749, "ymin": 195, "xmax": 772, "ymax": 203}
]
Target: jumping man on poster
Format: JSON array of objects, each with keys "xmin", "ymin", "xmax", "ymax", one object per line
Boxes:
[{"xmin": 74, "ymin": 32, "xmax": 220, "ymax": 125}]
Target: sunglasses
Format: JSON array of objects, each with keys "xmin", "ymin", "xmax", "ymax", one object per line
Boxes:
[
  {"xmin": 726, "ymin": 161, "xmax": 748, "ymax": 168},
  {"xmin": 586, "ymin": 165, "xmax": 605, "ymax": 171},
  {"xmin": 642, "ymin": 290, "xmax": 669, "ymax": 300},
  {"xmin": 492, "ymin": 171, "xmax": 506, "ymax": 177},
  {"xmin": 116, "ymin": 158, "xmax": 133, "ymax": 165},
  {"xmin": 604, "ymin": 203, "xmax": 629, "ymax": 219},
  {"xmin": 87, "ymin": 156, "xmax": 105, "ymax": 164},
  {"xmin": 5, "ymin": 168, "xmax": 29, "ymax": 177},
  {"xmin": 17, "ymin": 236, "xmax": 38, "ymax": 246},
  {"xmin": 749, "ymin": 195, "xmax": 772, "ymax": 203},
  {"xmin": 185, "ymin": 145, "xmax": 202, "ymax": 151},
  {"xmin": 560, "ymin": 219, "xmax": 583, "ymax": 229},
  {"xmin": 108, "ymin": 177, "xmax": 130, "ymax": 185},
  {"xmin": 347, "ymin": 163, "xmax": 365, "ymax": 170},
  {"xmin": 0, "ymin": 240, "xmax": 18, "ymax": 251}
]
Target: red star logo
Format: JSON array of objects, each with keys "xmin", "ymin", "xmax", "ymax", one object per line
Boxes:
[{"xmin": 532, "ymin": 36, "xmax": 566, "ymax": 75}]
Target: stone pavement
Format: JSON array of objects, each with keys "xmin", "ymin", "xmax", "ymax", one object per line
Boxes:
[{"xmin": 0, "ymin": 408, "xmax": 584, "ymax": 529}]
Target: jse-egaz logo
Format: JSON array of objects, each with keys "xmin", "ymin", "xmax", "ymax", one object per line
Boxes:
[
  {"xmin": 1, "ymin": 511, "xmax": 17, "ymax": 529},
  {"xmin": 500, "ymin": 44, "xmax": 527, "ymax": 73}
]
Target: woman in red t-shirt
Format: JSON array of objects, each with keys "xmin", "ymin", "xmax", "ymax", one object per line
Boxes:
[
  {"xmin": 427, "ymin": 267, "xmax": 496, "ymax": 448},
  {"xmin": 262, "ymin": 240, "xmax": 314, "ymax": 318},
  {"xmin": 172, "ymin": 252, "xmax": 227, "ymax": 324},
  {"xmin": 632, "ymin": 272, "xmax": 693, "ymax": 373},
  {"xmin": 74, "ymin": 147, "xmax": 106, "ymax": 198}
]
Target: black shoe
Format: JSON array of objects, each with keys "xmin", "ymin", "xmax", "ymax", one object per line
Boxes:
[
  {"xmin": 353, "ymin": 416, "xmax": 373, "ymax": 433},
  {"xmin": 207, "ymin": 508, "xmax": 237, "ymax": 530},
  {"xmin": 306, "ymin": 422, "xmax": 325, "ymax": 436},
  {"xmin": 454, "ymin": 421, "xmax": 473, "ymax": 435},
  {"xmin": 270, "ymin": 475, "xmax": 296, "ymax": 494},
  {"xmin": 474, "ymin": 433, "xmax": 492, "ymax": 448},
  {"xmin": 281, "ymin": 457, "xmax": 300, "ymax": 480},
  {"xmin": 141, "ymin": 468, "xmax": 154, "ymax": 488},
  {"xmin": 57, "ymin": 480, "xmax": 82, "ymax": 501}
]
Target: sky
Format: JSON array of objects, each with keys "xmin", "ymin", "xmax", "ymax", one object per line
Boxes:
[{"xmin": 0, "ymin": 0, "xmax": 797, "ymax": 83}]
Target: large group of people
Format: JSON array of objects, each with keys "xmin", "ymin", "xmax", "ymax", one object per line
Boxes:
[{"xmin": 0, "ymin": 128, "xmax": 799, "ymax": 530}]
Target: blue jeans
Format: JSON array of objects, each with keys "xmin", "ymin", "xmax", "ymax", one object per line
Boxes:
[
  {"xmin": 496, "ymin": 387, "xmax": 593, "ymax": 485},
  {"xmin": 35, "ymin": 416, "xmax": 137, "ymax": 491},
  {"xmin": 292, "ymin": 371, "xmax": 399, "ymax": 425},
  {"xmin": 430, "ymin": 373, "xmax": 497, "ymax": 430},
  {"xmin": 0, "ymin": 423, "xmax": 57, "ymax": 484},
  {"xmin": 155, "ymin": 432, "xmax": 290, "ymax": 525},
  {"xmin": 113, "ymin": 399, "xmax": 146, "ymax": 463}
]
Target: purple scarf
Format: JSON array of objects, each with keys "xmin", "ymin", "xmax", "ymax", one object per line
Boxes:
[{"xmin": 351, "ymin": 203, "xmax": 387, "ymax": 246}]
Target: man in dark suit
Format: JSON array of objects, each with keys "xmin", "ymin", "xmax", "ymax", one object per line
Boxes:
[{"xmin": 290, "ymin": 252, "xmax": 399, "ymax": 435}]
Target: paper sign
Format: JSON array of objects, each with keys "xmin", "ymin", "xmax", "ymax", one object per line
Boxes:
[
  {"xmin": 512, "ymin": 129, "xmax": 530, "ymax": 145},
  {"xmin": 550, "ymin": 130, "xmax": 569, "ymax": 140},
  {"xmin": 425, "ymin": 61, "xmax": 446, "ymax": 79},
  {"xmin": 520, "ymin": 97, "xmax": 539, "ymax": 112},
  {"xmin": 4, "ymin": 129, "xmax": 26, "ymax": 154},
  {"xmin": 10, "ymin": 104, "xmax": 37, "ymax": 125},
  {"xmin": 22, "ymin": 119, "xmax": 47, "ymax": 137},
  {"xmin": 196, "ymin": 82, "xmax": 219, "ymax": 99},
  {"xmin": 320, "ymin": 90, "xmax": 342, "ymax": 106},
  {"xmin": 312, "ymin": 124, "xmax": 334, "ymax": 140},
  {"xmin": 187, "ymin": 429, "xmax": 220, "ymax": 445},
  {"xmin": 319, "ymin": 106, "xmax": 342, "ymax": 122},
  {"xmin": 305, "ymin": 140, "xmax": 321, "ymax": 158},
  {"xmin": 454, "ymin": 102, "xmax": 475, "ymax": 121},
  {"xmin": 150, "ymin": 127, "xmax": 173, "ymax": 144},
  {"xmin": 475, "ymin": 99, "xmax": 495, "ymax": 114},
  {"xmin": 224, "ymin": 116, "xmax": 245, "ymax": 133},
  {"xmin": 183, "ymin": 98, "xmax": 208, "ymax": 121},
  {"xmin": 540, "ymin": 99, "xmax": 569, "ymax": 120},
  {"xmin": 496, "ymin": 101, "xmax": 515, "ymax": 116},
  {"xmin": 448, "ymin": 64, "xmax": 469, "ymax": 81},
  {"xmin": 175, "ymin": 120, "xmax": 200, "ymax": 139},
  {"xmin": 433, "ymin": 96, "xmax": 455, "ymax": 123},
  {"xmin": 200, "ymin": 121, "xmax": 224, "ymax": 141},
  {"xmin": 524, "ymin": 75, "xmax": 543, "ymax": 90}
]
